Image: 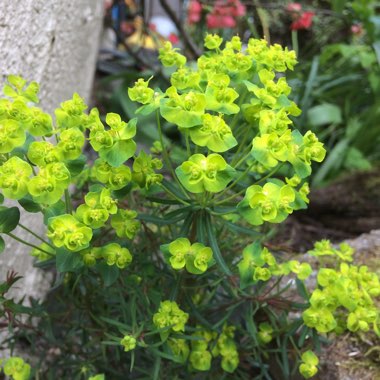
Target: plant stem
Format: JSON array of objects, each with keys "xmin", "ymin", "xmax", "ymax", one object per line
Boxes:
[
  {"xmin": 291, "ymin": 30, "xmax": 299, "ymax": 57},
  {"xmin": 213, "ymin": 188, "xmax": 247, "ymax": 206},
  {"xmin": 159, "ymin": 184, "xmax": 190, "ymax": 206},
  {"xmin": 18, "ymin": 223, "xmax": 55, "ymax": 249},
  {"xmin": 6, "ymin": 232, "xmax": 54, "ymax": 256},
  {"xmin": 156, "ymin": 111, "xmax": 190, "ymax": 199},
  {"xmin": 231, "ymin": 135, "xmax": 251, "ymax": 167},
  {"xmin": 213, "ymin": 164, "xmax": 283, "ymax": 206},
  {"xmin": 214, "ymin": 161, "xmax": 256, "ymax": 203},
  {"xmin": 233, "ymin": 151, "xmax": 252, "ymax": 169},
  {"xmin": 64, "ymin": 189, "xmax": 72, "ymax": 214},
  {"xmin": 185, "ymin": 131, "xmax": 191, "ymax": 158}
]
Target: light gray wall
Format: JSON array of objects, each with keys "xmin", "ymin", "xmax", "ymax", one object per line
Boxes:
[
  {"xmin": 0, "ymin": 0, "xmax": 103, "ymax": 305},
  {"xmin": 0, "ymin": 0, "xmax": 104, "ymax": 113}
]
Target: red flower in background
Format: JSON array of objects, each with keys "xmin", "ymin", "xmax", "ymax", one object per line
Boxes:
[
  {"xmin": 230, "ymin": 0, "xmax": 246, "ymax": 17},
  {"xmin": 207, "ymin": 13, "xmax": 236, "ymax": 28},
  {"xmin": 206, "ymin": 0, "xmax": 246, "ymax": 29},
  {"xmin": 188, "ymin": 0, "xmax": 203, "ymax": 24},
  {"xmin": 286, "ymin": 2, "xmax": 302, "ymax": 13},
  {"xmin": 168, "ymin": 32, "xmax": 180, "ymax": 44},
  {"xmin": 291, "ymin": 11, "xmax": 315, "ymax": 30},
  {"xmin": 351, "ymin": 23, "xmax": 363, "ymax": 36}
]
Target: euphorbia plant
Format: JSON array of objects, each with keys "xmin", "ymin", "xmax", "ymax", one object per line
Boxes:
[{"xmin": 0, "ymin": 35, "xmax": 379, "ymax": 379}]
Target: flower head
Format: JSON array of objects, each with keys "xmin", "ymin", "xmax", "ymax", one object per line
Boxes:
[{"xmin": 291, "ymin": 11, "xmax": 315, "ymax": 30}]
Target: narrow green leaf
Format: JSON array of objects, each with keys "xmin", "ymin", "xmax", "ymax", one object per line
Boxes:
[
  {"xmin": 0, "ymin": 236, "xmax": 4, "ymax": 254},
  {"xmin": 245, "ymin": 303, "xmax": 259, "ymax": 345},
  {"xmin": 196, "ymin": 211, "xmax": 206, "ymax": 244},
  {"xmin": 100, "ymin": 316, "xmax": 131, "ymax": 330},
  {"xmin": 224, "ymin": 221, "xmax": 261, "ymax": 237},
  {"xmin": 179, "ymin": 213, "xmax": 193, "ymax": 236},
  {"xmin": 137, "ymin": 213, "xmax": 184, "ymax": 225},
  {"xmin": 204, "ymin": 213, "xmax": 232, "ymax": 276}
]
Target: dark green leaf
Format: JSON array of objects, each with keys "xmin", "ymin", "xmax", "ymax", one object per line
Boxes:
[
  {"xmin": 0, "ymin": 206, "xmax": 20, "ymax": 233},
  {"xmin": 112, "ymin": 183, "xmax": 132, "ymax": 200},
  {"xmin": 18, "ymin": 195, "xmax": 42, "ymax": 213},
  {"xmin": 65, "ymin": 155, "xmax": 86, "ymax": 177},
  {"xmin": 97, "ymin": 262, "xmax": 120, "ymax": 287},
  {"xmin": 56, "ymin": 248, "xmax": 83, "ymax": 273},
  {"xmin": 43, "ymin": 200, "xmax": 66, "ymax": 225}
]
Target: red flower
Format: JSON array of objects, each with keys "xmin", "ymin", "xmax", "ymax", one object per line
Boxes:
[
  {"xmin": 188, "ymin": 0, "xmax": 202, "ymax": 24},
  {"xmin": 291, "ymin": 11, "xmax": 315, "ymax": 30},
  {"xmin": 206, "ymin": 0, "xmax": 245, "ymax": 29},
  {"xmin": 229, "ymin": 0, "xmax": 246, "ymax": 17},
  {"xmin": 286, "ymin": 2, "xmax": 302, "ymax": 13},
  {"xmin": 168, "ymin": 33, "xmax": 180, "ymax": 45},
  {"xmin": 207, "ymin": 13, "xmax": 236, "ymax": 28},
  {"xmin": 351, "ymin": 24, "xmax": 363, "ymax": 36}
]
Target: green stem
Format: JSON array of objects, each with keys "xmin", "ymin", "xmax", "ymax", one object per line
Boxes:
[
  {"xmin": 6, "ymin": 232, "xmax": 54, "ymax": 257},
  {"xmin": 64, "ymin": 189, "xmax": 72, "ymax": 214},
  {"xmin": 159, "ymin": 184, "xmax": 190, "ymax": 206},
  {"xmin": 156, "ymin": 111, "xmax": 189, "ymax": 199},
  {"xmin": 213, "ymin": 188, "xmax": 247, "ymax": 206},
  {"xmin": 213, "ymin": 164, "xmax": 283, "ymax": 206},
  {"xmin": 185, "ymin": 131, "xmax": 191, "ymax": 158},
  {"xmin": 18, "ymin": 223, "xmax": 55, "ymax": 249},
  {"xmin": 291, "ymin": 30, "xmax": 299, "ymax": 57},
  {"xmin": 214, "ymin": 160, "xmax": 256, "ymax": 203},
  {"xmin": 231, "ymin": 137, "xmax": 251, "ymax": 167},
  {"xmin": 233, "ymin": 150, "xmax": 252, "ymax": 169}
]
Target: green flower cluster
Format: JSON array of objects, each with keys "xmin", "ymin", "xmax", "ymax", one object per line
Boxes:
[
  {"xmin": 89, "ymin": 113, "xmax": 136, "ymax": 167},
  {"xmin": 0, "ymin": 75, "xmax": 144, "ymax": 273},
  {"xmin": 47, "ymin": 214, "xmax": 93, "ymax": 252},
  {"xmin": 76, "ymin": 187, "xmax": 117, "ymax": 229},
  {"xmin": 238, "ymin": 177, "xmax": 310, "ymax": 226},
  {"xmin": 88, "ymin": 375, "xmax": 105, "ymax": 380},
  {"xmin": 120, "ymin": 334, "xmax": 137, "ymax": 352},
  {"xmin": 188, "ymin": 324, "xmax": 239, "ymax": 373},
  {"xmin": 128, "ymin": 36, "xmax": 324, "ymax": 228},
  {"xmin": 111, "ymin": 209, "xmax": 140, "ymax": 239},
  {"xmin": 132, "ymin": 150, "xmax": 163, "ymax": 188},
  {"xmin": 0, "ymin": 356, "xmax": 31, "ymax": 380},
  {"xmin": 238, "ymin": 242, "xmax": 312, "ymax": 287},
  {"xmin": 86, "ymin": 243, "xmax": 133, "ymax": 269},
  {"xmin": 161, "ymin": 237, "xmax": 213, "ymax": 274},
  {"xmin": 0, "ymin": 80, "xmax": 86, "ymax": 204},
  {"xmin": 153, "ymin": 300, "xmax": 189, "ymax": 339},
  {"xmin": 92, "ymin": 159, "xmax": 132, "ymax": 190},
  {"xmin": 303, "ymin": 262, "xmax": 380, "ymax": 334},
  {"xmin": 308, "ymin": 239, "xmax": 354, "ymax": 262},
  {"xmin": 299, "ymin": 351, "xmax": 319, "ymax": 379},
  {"xmin": 257, "ymin": 322, "xmax": 274, "ymax": 344},
  {"xmin": 176, "ymin": 153, "xmax": 235, "ymax": 193}
]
